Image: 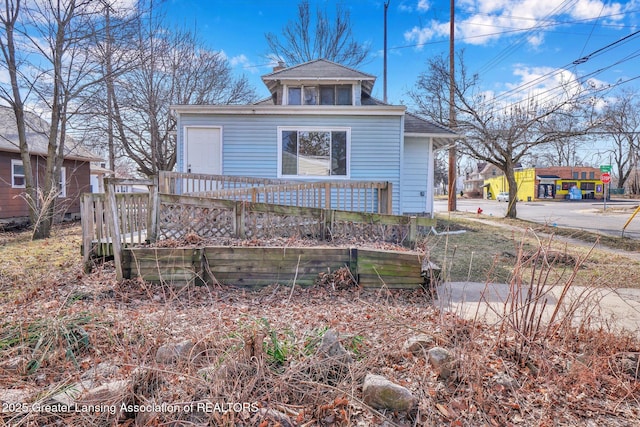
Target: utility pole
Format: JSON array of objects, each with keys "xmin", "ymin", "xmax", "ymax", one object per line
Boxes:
[
  {"xmin": 383, "ymin": 0, "xmax": 390, "ymax": 104},
  {"xmin": 448, "ymin": 0, "xmax": 457, "ymax": 211}
]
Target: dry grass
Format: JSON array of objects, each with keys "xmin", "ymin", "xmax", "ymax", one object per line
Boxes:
[{"xmin": 1, "ymin": 222, "xmax": 640, "ymax": 426}]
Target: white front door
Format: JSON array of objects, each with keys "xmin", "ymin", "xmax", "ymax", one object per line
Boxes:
[{"xmin": 185, "ymin": 126, "xmax": 221, "ymax": 175}]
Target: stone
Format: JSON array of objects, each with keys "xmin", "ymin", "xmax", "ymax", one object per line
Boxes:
[
  {"xmin": 0, "ymin": 388, "xmax": 34, "ymax": 406},
  {"xmin": 317, "ymin": 329, "xmax": 353, "ymax": 365},
  {"xmin": 79, "ymin": 379, "xmax": 131, "ymax": 406},
  {"xmin": 81, "ymin": 362, "xmax": 119, "ymax": 381},
  {"xmin": 155, "ymin": 339, "xmax": 195, "ymax": 364},
  {"xmin": 362, "ymin": 374, "xmax": 416, "ymax": 412},
  {"xmin": 403, "ymin": 335, "xmax": 435, "ymax": 356},
  {"xmin": 0, "ymin": 356, "xmax": 28, "ymax": 373},
  {"xmin": 428, "ymin": 347, "xmax": 454, "ymax": 380}
]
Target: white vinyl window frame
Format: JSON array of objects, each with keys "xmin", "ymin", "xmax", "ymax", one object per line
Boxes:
[
  {"xmin": 58, "ymin": 166, "xmax": 66, "ymax": 198},
  {"xmin": 285, "ymin": 84, "xmax": 354, "ymax": 106},
  {"xmin": 11, "ymin": 159, "xmax": 25, "ymax": 188},
  {"xmin": 277, "ymin": 126, "xmax": 351, "ymax": 179}
]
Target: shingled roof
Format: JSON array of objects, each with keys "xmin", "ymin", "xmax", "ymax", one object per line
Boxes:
[
  {"xmin": 261, "ymin": 59, "xmax": 376, "ymax": 96},
  {"xmin": 0, "ymin": 106, "xmax": 101, "ymax": 161}
]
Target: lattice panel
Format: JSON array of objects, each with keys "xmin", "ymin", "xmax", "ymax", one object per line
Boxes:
[
  {"xmin": 243, "ymin": 211, "xmax": 322, "ymax": 240},
  {"xmin": 330, "ymin": 220, "xmax": 409, "ymax": 244},
  {"xmin": 159, "ymin": 203, "xmax": 235, "ymax": 240}
]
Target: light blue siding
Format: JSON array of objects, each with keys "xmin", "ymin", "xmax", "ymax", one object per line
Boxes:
[
  {"xmin": 177, "ymin": 112, "xmax": 404, "ymax": 214},
  {"xmin": 402, "ymin": 137, "xmax": 429, "ymax": 214}
]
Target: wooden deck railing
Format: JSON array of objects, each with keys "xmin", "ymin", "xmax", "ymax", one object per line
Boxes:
[
  {"xmin": 159, "ymin": 171, "xmax": 392, "ymax": 214},
  {"xmin": 191, "ymin": 180, "xmax": 392, "ymax": 214},
  {"xmin": 159, "ymin": 171, "xmax": 288, "ymax": 194}
]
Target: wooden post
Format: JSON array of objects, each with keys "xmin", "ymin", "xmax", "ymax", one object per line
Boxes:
[
  {"xmin": 379, "ymin": 182, "xmax": 393, "ymax": 214},
  {"xmin": 235, "ymin": 201, "xmax": 246, "ymax": 238},
  {"xmin": 104, "ymin": 179, "xmax": 124, "ymax": 281},
  {"xmin": 80, "ymin": 194, "xmax": 94, "ymax": 267},
  {"xmin": 408, "ymin": 216, "xmax": 417, "ymax": 247},
  {"xmin": 324, "ymin": 182, "xmax": 331, "ymax": 209},
  {"xmin": 147, "ymin": 175, "xmax": 159, "ymax": 242}
]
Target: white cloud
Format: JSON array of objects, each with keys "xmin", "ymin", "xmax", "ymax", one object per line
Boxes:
[
  {"xmin": 229, "ymin": 53, "xmax": 260, "ymax": 74},
  {"xmin": 417, "ymin": 0, "xmax": 431, "ymax": 12},
  {"xmin": 403, "ymin": 0, "xmax": 626, "ymax": 48},
  {"xmin": 403, "ymin": 20, "xmax": 450, "ymax": 48}
]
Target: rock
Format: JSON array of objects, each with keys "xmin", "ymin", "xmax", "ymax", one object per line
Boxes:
[
  {"xmin": 79, "ymin": 379, "xmax": 131, "ymax": 406},
  {"xmin": 362, "ymin": 374, "xmax": 416, "ymax": 412},
  {"xmin": 317, "ymin": 329, "xmax": 353, "ymax": 365},
  {"xmin": 493, "ymin": 372, "xmax": 518, "ymax": 388},
  {"xmin": 428, "ymin": 347, "xmax": 454, "ymax": 380},
  {"xmin": 403, "ymin": 335, "xmax": 435, "ymax": 356},
  {"xmin": 620, "ymin": 353, "xmax": 639, "ymax": 379},
  {"xmin": 155, "ymin": 339, "xmax": 195, "ymax": 364},
  {"xmin": 0, "ymin": 356, "xmax": 28, "ymax": 373},
  {"xmin": 49, "ymin": 380, "xmax": 94, "ymax": 406},
  {"xmin": 81, "ymin": 362, "xmax": 119, "ymax": 381},
  {"xmin": 0, "ymin": 388, "xmax": 34, "ymax": 406}
]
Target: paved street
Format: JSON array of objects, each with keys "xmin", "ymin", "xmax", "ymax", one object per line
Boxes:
[{"xmin": 434, "ymin": 198, "xmax": 640, "ymax": 240}]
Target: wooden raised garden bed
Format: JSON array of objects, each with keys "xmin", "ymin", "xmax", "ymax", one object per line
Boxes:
[{"xmin": 122, "ymin": 246, "xmax": 428, "ymax": 290}]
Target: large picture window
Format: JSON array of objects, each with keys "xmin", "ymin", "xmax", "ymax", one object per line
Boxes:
[{"xmin": 280, "ymin": 128, "xmax": 349, "ymax": 177}]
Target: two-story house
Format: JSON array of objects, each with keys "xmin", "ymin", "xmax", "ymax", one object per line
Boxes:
[{"xmin": 171, "ymin": 59, "xmax": 457, "ymax": 216}]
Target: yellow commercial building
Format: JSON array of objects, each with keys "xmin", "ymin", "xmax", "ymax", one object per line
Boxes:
[{"xmin": 484, "ymin": 167, "xmax": 604, "ymax": 201}]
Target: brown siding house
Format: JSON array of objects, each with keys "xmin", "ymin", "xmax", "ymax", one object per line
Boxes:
[{"xmin": 0, "ymin": 106, "xmax": 101, "ymax": 223}]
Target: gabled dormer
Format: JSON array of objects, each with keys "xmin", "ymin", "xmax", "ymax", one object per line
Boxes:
[{"xmin": 260, "ymin": 59, "xmax": 377, "ymax": 106}]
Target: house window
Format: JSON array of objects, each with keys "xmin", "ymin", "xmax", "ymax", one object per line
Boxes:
[
  {"xmin": 303, "ymin": 86, "xmax": 318, "ymax": 105},
  {"xmin": 573, "ymin": 172, "xmax": 579, "ymax": 179},
  {"xmin": 11, "ymin": 159, "xmax": 25, "ymax": 188},
  {"xmin": 288, "ymin": 85, "xmax": 352, "ymax": 105},
  {"xmin": 288, "ymin": 87, "xmax": 301, "ymax": 105},
  {"xmin": 581, "ymin": 172, "xmax": 587, "ymax": 179},
  {"xmin": 589, "ymin": 171, "xmax": 595, "ymax": 179},
  {"xmin": 58, "ymin": 167, "xmax": 66, "ymax": 198},
  {"xmin": 279, "ymin": 128, "xmax": 349, "ymax": 177}
]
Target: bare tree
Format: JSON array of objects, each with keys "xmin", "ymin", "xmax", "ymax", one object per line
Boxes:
[
  {"xmin": 597, "ymin": 88, "xmax": 640, "ymax": 192},
  {"xmin": 86, "ymin": 2, "xmax": 256, "ymax": 176},
  {"xmin": 0, "ymin": 0, "xmax": 37, "ymax": 227},
  {"xmin": 531, "ymin": 113, "xmax": 588, "ymax": 167},
  {"xmin": 1, "ymin": 0, "xmax": 107, "ymax": 239},
  {"xmin": 410, "ymin": 52, "xmax": 593, "ymax": 218},
  {"xmin": 265, "ymin": 0, "xmax": 369, "ymax": 67}
]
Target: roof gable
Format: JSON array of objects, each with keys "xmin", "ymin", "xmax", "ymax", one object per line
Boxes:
[{"xmin": 261, "ymin": 59, "xmax": 376, "ymax": 96}]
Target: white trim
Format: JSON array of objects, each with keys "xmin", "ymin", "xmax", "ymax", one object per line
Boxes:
[
  {"xmin": 277, "ymin": 126, "xmax": 351, "ymax": 180},
  {"xmin": 11, "ymin": 159, "xmax": 25, "ymax": 188},
  {"xmin": 184, "ymin": 125, "xmax": 223, "ymax": 175},
  {"xmin": 58, "ymin": 166, "xmax": 66, "ymax": 198},
  {"xmin": 172, "ymin": 105, "xmax": 405, "ymax": 116}
]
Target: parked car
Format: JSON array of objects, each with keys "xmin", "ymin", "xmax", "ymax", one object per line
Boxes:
[{"xmin": 496, "ymin": 192, "xmax": 510, "ymax": 202}]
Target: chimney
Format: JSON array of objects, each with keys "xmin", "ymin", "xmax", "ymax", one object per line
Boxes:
[{"xmin": 273, "ymin": 60, "xmax": 286, "ymax": 72}]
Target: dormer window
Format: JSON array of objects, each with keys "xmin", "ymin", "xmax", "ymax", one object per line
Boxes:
[{"xmin": 287, "ymin": 84, "xmax": 353, "ymax": 106}]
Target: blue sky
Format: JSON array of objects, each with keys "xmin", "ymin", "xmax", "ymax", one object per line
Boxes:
[{"xmin": 166, "ymin": 0, "xmax": 639, "ymax": 108}]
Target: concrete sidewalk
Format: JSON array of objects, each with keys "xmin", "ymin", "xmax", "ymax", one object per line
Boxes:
[{"xmin": 437, "ymin": 281, "xmax": 640, "ymax": 336}]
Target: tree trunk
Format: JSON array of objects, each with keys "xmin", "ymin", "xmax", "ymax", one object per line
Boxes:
[{"xmin": 505, "ymin": 167, "xmax": 518, "ymax": 219}]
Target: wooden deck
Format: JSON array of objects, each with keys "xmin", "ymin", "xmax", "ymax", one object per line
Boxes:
[{"xmin": 82, "ymin": 173, "xmax": 437, "ymax": 289}]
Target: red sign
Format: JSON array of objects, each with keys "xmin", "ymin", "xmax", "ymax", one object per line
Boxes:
[{"xmin": 601, "ymin": 172, "xmax": 611, "ymax": 184}]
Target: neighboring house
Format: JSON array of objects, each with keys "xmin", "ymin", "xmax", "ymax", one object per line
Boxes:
[
  {"xmin": 171, "ymin": 59, "xmax": 457, "ymax": 216},
  {"xmin": 463, "ymin": 162, "xmax": 503, "ymax": 198},
  {"xmin": 0, "ymin": 106, "xmax": 102, "ymax": 223},
  {"xmin": 484, "ymin": 166, "xmax": 605, "ymax": 201},
  {"xmin": 90, "ymin": 163, "xmax": 114, "ymax": 193}
]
